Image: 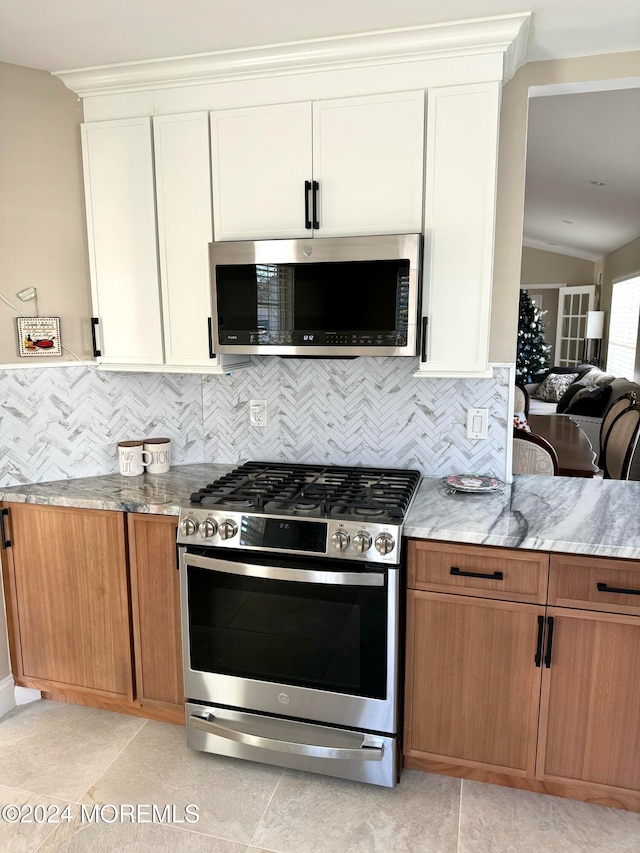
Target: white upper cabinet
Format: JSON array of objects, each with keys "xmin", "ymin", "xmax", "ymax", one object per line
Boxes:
[
  {"xmin": 210, "ymin": 91, "xmax": 425, "ymax": 242},
  {"xmin": 416, "ymin": 82, "xmax": 501, "ymax": 378},
  {"xmin": 81, "ymin": 118, "xmax": 164, "ymax": 365},
  {"xmin": 82, "ymin": 113, "xmax": 248, "ymax": 373},
  {"xmin": 210, "ymin": 102, "xmax": 312, "ymax": 241},
  {"xmin": 312, "ymin": 92, "xmax": 424, "ymax": 237}
]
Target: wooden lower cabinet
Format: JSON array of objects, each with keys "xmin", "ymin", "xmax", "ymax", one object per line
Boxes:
[
  {"xmin": 1, "ymin": 504, "xmax": 134, "ymax": 700},
  {"xmin": 1, "ymin": 504, "xmax": 184, "ymax": 724},
  {"xmin": 537, "ymin": 607, "xmax": 640, "ymax": 795},
  {"xmin": 405, "ymin": 590, "xmax": 544, "ymax": 777},
  {"xmin": 405, "ymin": 540, "xmax": 640, "ymax": 812},
  {"xmin": 128, "ymin": 513, "xmax": 184, "ymax": 722}
]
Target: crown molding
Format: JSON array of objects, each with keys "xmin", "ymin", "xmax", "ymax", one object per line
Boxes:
[
  {"xmin": 522, "ymin": 237, "xmax": 602, "ymax": 263},
  {"xmin": 53, "ymin": 13, "xmax": 531, "ymax": 98}
]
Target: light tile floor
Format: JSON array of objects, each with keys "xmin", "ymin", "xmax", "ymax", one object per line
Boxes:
[{"xmin": 1, "ymin": 700, "xmax": 639, "ymax": 852}]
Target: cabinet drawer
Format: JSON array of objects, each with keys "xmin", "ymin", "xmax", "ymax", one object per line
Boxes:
[
  {"xmin": 407, "ymin": 540, "xmax": 548, "ymax": 603},
  {"xmin": 549, "ymin": 554, "xmax": 640, "ymax": 615}
]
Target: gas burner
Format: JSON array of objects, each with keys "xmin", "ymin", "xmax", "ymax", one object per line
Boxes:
[
  {"xmin": 223, "ymin": 497, "xmax": 257, "ymax": 507},
  {"xmin": 355, "ymin": 506, "xmax": 385, "ymax": 516},
  {"xmin": 295, "ymin": 502, "xmax": 320, "ymax": 511}
]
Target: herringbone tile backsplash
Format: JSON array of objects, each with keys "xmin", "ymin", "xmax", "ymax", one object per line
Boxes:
[
  {"xmin": 0, "ymin": 359, "xmax": 509, "ymax": 487},
  {"xmin": 204, "ymin": 357, "xmax": 509, "ymax": 478}
]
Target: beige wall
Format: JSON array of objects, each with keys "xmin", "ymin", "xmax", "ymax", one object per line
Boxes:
[
  {"xmin": 0, "ymin": 62, "xmax": 91, "ymax": 364},
  {"xmin": 490, "ymin": 50, "xmax": 640, "ymax": 364},
  {"xmin": 520, "ymin": 246, "xmax": 596, "ymax": 286}
]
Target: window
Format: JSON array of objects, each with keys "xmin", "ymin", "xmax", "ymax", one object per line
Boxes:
[{"xmin": 606, "ymin": 275, "xmax": 640, "ymax": 379}]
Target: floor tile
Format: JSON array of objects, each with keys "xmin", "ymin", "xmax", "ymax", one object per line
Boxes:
[
  {"xmin": 83, "ymin": 719, "xmax": 282, "ymax": 845},
  {"xmin": 250, "ymin": 768, "xmax": 461, "ymax": 853},
  {"xmin": 459, "ymin": 780, "xmax": 640, "ymax": 852},
  {"xmin": 0, "ymin": 786, "xmax": 73, "ymax": 853},
  {"xmin": 0, "ymin": 701, "xmax": 145, "ymax": 802},
  {"xmin": 38, "ymin": 819, "xmax": 249, "ymax": 852}
]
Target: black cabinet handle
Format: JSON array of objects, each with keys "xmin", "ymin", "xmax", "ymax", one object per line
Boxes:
[
  {"xmin": 90, "ymin": 317, "xmax": 102, "ymax": 357},
  {"xmin": 450, "ymin": 566, "xmax": 504, "ymax": 581},
  {"xmin": 597, "ymin": 581, "xmax": 640, "ymax": 596},
  {"xmin": 534, "ymin": 614, "xmax": 544, "ymax": 667},
  {"xmin": 544, "ymin": 616, "xmax": 555, "ymax": 668},
  {"xmin": 312, "ymin": 180, "xmax": 320, "ymax": 230},
  {"xmin": 304, "ymin": 180, "xmax": 312, "ymax": 230},
  {"xmin": 421, "ymin": 316, "xmax": 428, "ymax": 362},
  {"xmin": 0, "ymin": 508, "xmax": 11, "ymax": 550},
  {"xmin": 207, "ymin": 318, "xmax": 215, "ymax": 359}
]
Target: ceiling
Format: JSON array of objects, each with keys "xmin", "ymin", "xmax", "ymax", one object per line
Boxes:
[
  {"xmin": 0, "ymin": 0, "xmax": 638, "ymax": 262},
  {"xmin": 0, "ymin": 0, "xmax": 638, "ymax": 72},
  {"xmin": 523, "ymin": 86, "xmax": 640, "ymax": 261}
]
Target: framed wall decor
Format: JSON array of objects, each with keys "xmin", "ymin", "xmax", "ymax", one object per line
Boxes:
[{"xmin": 16, "ymin": 317, "xmax": 62, "ymax": 357}]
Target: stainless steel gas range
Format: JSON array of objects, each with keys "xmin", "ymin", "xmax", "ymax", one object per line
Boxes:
[{"xmin": 177, "ymin": 461, "xmax": 421, "ymax": 788}]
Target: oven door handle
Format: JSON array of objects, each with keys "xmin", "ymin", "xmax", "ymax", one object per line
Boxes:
[
  {"xmin": 190, "ymin": 714, "xmax": 384, "ymax": 761},
  {"xmin": 183, "ymin": 553, "xmax": 385, "ymax": 587}
]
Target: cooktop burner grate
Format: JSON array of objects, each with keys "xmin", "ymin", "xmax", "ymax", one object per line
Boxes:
[{"xmin": 190, "ymin": 461, "xmax": 420, "ymax": 520}]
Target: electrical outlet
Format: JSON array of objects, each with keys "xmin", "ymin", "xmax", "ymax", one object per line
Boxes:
[
  {"xmin": 466, "ymin": 407, "xmax": 488, "ymax": 440},
  {"xmin": 249, "ymin": 399, "xmax": 267, "ymax": 427}
]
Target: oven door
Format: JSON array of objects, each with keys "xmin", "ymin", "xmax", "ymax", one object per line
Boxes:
[{"xmin": 179, "ymin": 546, "xmax": 401, "ymax": 734}]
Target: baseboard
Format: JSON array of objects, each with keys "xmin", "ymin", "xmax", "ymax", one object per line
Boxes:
[
  {"xmin": 0, "ymin": 674, "xmax": 16, "ymax": 718},
  {"xmin": 15, "ymin": 686, "xmax": 41, "ymax": 705}
]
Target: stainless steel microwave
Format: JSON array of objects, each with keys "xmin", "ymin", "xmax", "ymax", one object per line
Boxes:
[{"xmin": 209, "ymin": 234, "xmax": 422, "ymax": 357}]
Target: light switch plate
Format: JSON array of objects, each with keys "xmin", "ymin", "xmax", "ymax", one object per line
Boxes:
[
  {"xmin": 249, "ymin": 399, "xmax": 267, "ymax": 427},
  {"xmin": 466, "ymin": 407, "xmax": 488, "ymax": 440}
]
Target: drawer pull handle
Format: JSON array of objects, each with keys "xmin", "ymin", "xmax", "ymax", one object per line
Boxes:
[
  {"xmin": 449, "ymin": 567, "xmax": 504, "ymax": 581},
  {"xmin": 534, "ymin": 614, "xmax": 544, "ymax": 668},
  {"xmin": 544, "ymin": 616, "xmax": 555, "ymax": 669},
  {"xmin": 0, "ymin": 508, "xmax": 10, "ymax": 549},
  {"xmin": 596, "ymin": 582, "xmax": 640, "ymax": 596}
]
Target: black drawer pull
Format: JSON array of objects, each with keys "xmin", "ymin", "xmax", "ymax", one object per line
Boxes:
[
  {"xmin": 534, "ymin": 614, "xmax": 544, "ymax": 668},
  {"xmin": 207, "ymin": 317, "xmax": 215, "ymax": 359},
  {"xmin": 421, "ymin": 316, "xmax": 429, "ymax": 362},
  {"xmin": 304, "ymin": 180, "xmax": 312, "ymax": 230},
  {"xmin": 597, "ymin": 582, "xmax": 640, "ymax": 596},
  {"xmin": 1, "ymin": 508, "xmax": 11, "ymax": 549},
  {"xmin": 450, "ymin": 567, "xmax": 504, "ymax": 581},
  {"xmin": 311, "ymin": 180, "xmax": 319, "ymax": 230},
  {"xmin": 544, "ymin": 616, "xmax": 555, "ymax": 668},
  {"xmin": 90, "ymin": 317, "xmax": 102, "ymax": 357}
]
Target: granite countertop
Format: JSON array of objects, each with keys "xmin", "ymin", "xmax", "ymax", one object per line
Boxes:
[
  {"xmin": 405, "ymin": 474, "xmax": 640, "ymax": 560},
  {"xmin": 0, "ymin": 464, "xmax": 234, "ymax": 516},
  {"xmin": 2, "ymin": 466, "xmax": 640, "ymax": 560}
]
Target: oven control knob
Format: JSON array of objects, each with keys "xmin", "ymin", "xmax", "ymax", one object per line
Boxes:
[
  {"xmin": 218, "ymin": 519, "xmax": 238, "ymax": 540},
  {"xmin": 352, "ymin": 531, "xmax": 372, "ymax": 554},
  {"xmin": 331, "ymin": 530, "xmax": 350, "ymax": 551},
  {"xmin": 198, "ymin": 518, "xmax": 218, "ymax": 539},
  {"xmin": 180, "ymin": 516, "xmax": 198, "ymax": 537},
  {"xmin": 374, "ymin": 532, "xmax": 395, "ymax": 555}
]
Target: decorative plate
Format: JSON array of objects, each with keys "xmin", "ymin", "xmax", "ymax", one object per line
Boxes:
[{"xmin": 442, "ymin": 474, "xmax": 505, "ymax": 494}]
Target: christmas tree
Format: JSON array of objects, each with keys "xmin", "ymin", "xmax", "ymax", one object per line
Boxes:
[{"xmin": 516, "ymin": 289, "xmax": 551, "ymax": 383}]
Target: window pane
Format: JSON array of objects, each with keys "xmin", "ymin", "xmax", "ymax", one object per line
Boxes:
[{"xmin": 606, "ymin": 276, "xmax": 640, "ymax": 378}]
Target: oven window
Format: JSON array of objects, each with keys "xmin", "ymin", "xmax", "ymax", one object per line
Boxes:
[{"xmin": 187, "ymin": 566, "xmax": 387, "ymax": 699}]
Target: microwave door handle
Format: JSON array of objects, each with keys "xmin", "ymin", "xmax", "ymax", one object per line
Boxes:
[
  {"xmin": 183, "ymin": 553, "xmax": 384, "ymax": 587},
  {"xmin": 190, "ymin": 714, "xmax": 384, "ymax": 761}
]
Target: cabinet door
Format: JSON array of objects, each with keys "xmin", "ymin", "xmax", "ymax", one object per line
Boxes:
[
  {"xmin": 5, "ymin": 505, "xmax": 133, "ymax": 698},
  {"xmin": 128, "ymin": 514, "xmax": 183, "ymax": 715},
  {"xmin": 417, "ymin": 82, "xmax": 500, "ymax": 378},
  {"xmin": 210, "ymin": 102, "xmax": 312, "ymax": 241},
  {"xmin": 153, "ymin": 112, "xmax": 241, "ymax": 370},
  {"xmin": 405, "ymin": 590, "xmax": 543, "ymax": 777},
  {"xmin": 312, "ymin": 91, "xmax": 424, "ymax": 237},
  {"xmin": 537, "ymin": 607, "xmax": 640, "ymax": 794},
  {"xmin": 81, "ymin": 118, "xmax": 164, "ymax": 364}
]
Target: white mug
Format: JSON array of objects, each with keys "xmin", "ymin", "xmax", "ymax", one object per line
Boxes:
[
  {"xmin": 118, "ymin": 441, "xmax": 151, "ymax": 477},
  {"xmin": 143, "ymin": 437, "xmax": 171, "ymax": 474}
]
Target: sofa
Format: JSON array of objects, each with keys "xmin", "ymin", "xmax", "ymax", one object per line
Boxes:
[{"xmin": 523, "ymin": 365, "xmax": 640, "ymax": 475}]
